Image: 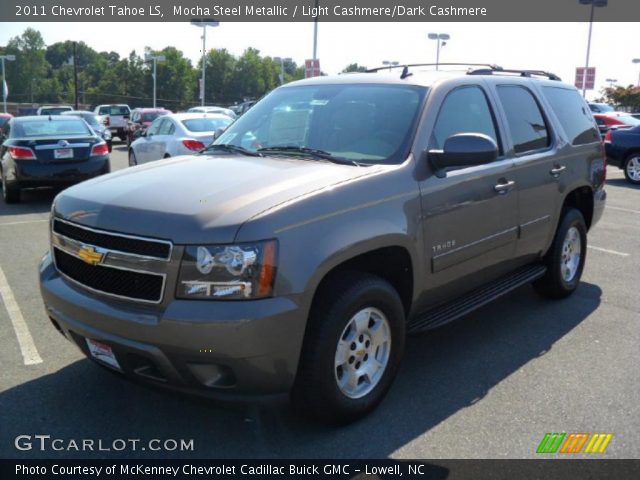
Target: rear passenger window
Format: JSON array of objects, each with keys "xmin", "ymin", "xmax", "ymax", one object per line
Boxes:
[
  {"xmin": 431, "ymin": 86, "xmax": 500, "ymax": 154},
  {"xmin": 497, "ymin": 86, "xmax": 550, "ymax": 154},
  {"xmin": 542, "ymin": 87, "xmax": 600, "ymax": 145}
]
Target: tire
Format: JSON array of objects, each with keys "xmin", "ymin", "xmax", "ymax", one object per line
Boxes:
[
  {"xmin": 128, "ymin": 150, "xmax": 137, "ymax": 167},
  {"xmin": 291, "ymin": 272, "xmax": 406, "ymax": 423},
  {"xmin": 623, "ymin": 154, "xmax": 640, "ymax": 185},
  {"xmin": 534, "ymin": 208, "xmax": 587, "ymax": 299},
  {"xmin": 1, "ymin": 169, "xmax": 20, "ymax": 204}
]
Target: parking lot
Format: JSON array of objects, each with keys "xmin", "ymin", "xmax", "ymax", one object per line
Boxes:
[{"xmin": 0, "ymin": 143, "xmax": 638, "ymax": 459}]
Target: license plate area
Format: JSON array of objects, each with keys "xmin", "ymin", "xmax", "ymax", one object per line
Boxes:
[
  {"xmin": 85, "ymin": 338, "xmax": 122, "ymax": 371},
  {"xmin": 54, "ymin": 148, "xmax": 73, "ymax": 159}
]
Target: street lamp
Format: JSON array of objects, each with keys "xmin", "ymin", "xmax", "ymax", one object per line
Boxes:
[
  {"xmin": 145, "ymin": 54, "xmax": 166, "ymax": 109},
  {"xmin": 579, "ymin": 0, "xmax": 608, "ymax": 98},
  {"xmin": 1, "ymin": 54, "xmax": 16, "ymax": 114},
  {"xmin": 632, "ymin": 59, "xmax": 640, "ymax": 87},
  {"xmin": 273, "ymin": 57, "xmax": 292, "ymax": 85},
  {"xmin": 382, "ymin": 60, "xmax": 399, "ymax": 66},
  {"xmin": 428, "ymin": 33, "xmax": 450, "ymax": 70},
  {"xmin": 191, "ymin": 19, "xmax": 219, "ymax": 106},
  {"xmin": 605, "ymin": 78, "xmax": 617, "ymax": 88}
]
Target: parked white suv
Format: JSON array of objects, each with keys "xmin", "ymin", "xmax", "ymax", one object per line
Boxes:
[{"xmin": 93, "ymin": 104, "xmax": 131, "ymax": 141}]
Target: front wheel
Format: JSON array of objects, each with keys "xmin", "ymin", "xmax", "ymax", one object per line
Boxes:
[
  {"xmin": 291, "ymin": 272, "xmax": 405, "ymax": 423},
  {"xmin": 534, "ymin": 208, "xmax": 587, "ymax": 299},
  {"xmin": 623, "ymin": 154, "xmax": 640, "ymax": 185}
]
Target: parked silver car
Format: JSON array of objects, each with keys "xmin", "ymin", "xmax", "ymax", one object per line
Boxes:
[{"xmin": 128, "ymin": 113, "xmax": 233, "ymax": 166}]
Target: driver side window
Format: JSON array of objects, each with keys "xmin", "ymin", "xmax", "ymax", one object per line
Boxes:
[{"xmin": 431, "ymin": 86, "xmax": 501, "ymax": 155}]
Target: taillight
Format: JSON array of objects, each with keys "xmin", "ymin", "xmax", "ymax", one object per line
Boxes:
[
  {"xmin": 90, "ymin": 143, "xmax": 109, "ymax": 156},
  {"xmin": 182, "ymin": 139, "xmax": 205, "ymax": 151},
  {"xmin": 603, "ymin": 130, "xmax": 612, "ymax": 144},
  {"xmin": 8, "ymin": 146, "xmax": 36, "ymax": 160}
]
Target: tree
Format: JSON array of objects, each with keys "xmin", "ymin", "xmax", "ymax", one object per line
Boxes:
[
  {"xmin": 204, "ymin": 48, "xmax": 237, "ymax": 104},
  {"xmin": 596, "ymin": 85, "xmax": 640, "ymax": 111},
  {"xmin": 5, "ymin": 28, "xmax": 49, "ymax": 103},
  {"xmin": 342, "ymin": 63, "xmax": 368, "ymax": 73},
  {"xmin": 152, "ymin": 47, "xmax": 196, "ymax": 110}
]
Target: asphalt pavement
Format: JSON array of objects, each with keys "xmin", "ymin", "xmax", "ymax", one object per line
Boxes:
[{"xmin": 0, "ymin": 143, "xmax": 638, "ymax": 459}]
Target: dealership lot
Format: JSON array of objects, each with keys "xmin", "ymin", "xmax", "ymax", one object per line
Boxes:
[{"xmin": 0, "ymin": 145, "xmax": 638, "ymax": 459}]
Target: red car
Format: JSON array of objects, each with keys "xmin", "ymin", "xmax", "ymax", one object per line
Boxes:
[{"xmin": 125, "ymin": 108, "xmax": 171, "ymax": 146}]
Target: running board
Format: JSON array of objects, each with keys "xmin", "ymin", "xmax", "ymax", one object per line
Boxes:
[{"xmin": 408, "ymin": 264, "xmax": 547, "ymax": 334}]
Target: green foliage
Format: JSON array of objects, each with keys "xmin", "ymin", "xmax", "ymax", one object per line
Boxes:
[
  {"xmin": 342, "ymin": 63, "xmax": 368, "ymax": 73},
  {"xmin": 597, "ymin": 85, "xmax": 640, "ymax": 111},
  {"xmin": 2, "ymin": 27, "xmax": 307, "ymax": 110}
]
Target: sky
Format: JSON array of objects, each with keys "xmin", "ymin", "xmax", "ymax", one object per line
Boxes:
[{"xmin": 1, "ymin": 21, "xmax": 639, "ymax": 100}]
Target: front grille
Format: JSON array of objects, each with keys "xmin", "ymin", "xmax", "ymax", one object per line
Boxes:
[
  {"xmin": 54, "ymin": 249, "xmax": 164, "ymax": 302},
  {"xmin": 53, "ymin": 219, "xmax": 170, "ymax": 259}
]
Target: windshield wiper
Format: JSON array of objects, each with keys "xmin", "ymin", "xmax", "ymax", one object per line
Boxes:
[
  {"xmin": 257, "ymin": 146, "xmax": 364, "ymax": 166},
  {"xmin": 201, "ymin": 143, "xmax": 263, "ymax": 157}
]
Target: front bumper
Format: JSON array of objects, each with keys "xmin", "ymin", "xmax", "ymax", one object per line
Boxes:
[{"xmin": 39, "ymin": 252, "xmax": 307, "ymax": 401}]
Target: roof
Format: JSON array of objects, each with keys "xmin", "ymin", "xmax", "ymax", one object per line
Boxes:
[
  {"xmin": 165, "ymin": 112, "xmax": 232, "ymax": 121},
  {"xmin": 12, "ymin": 115, "xmax": 86, "ymax": 122},
  {"xmin": 285, "ymin": 64, "xmax": 567, "ymax": 89},
  {"xmin": 132, "ymin": 107, "xmax": 169, "ymax": 112}
]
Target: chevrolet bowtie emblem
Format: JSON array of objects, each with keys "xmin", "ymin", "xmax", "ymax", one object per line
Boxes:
[{"xmin": 78, "ymin": 246, "xmax": 104, "ymax": 266}]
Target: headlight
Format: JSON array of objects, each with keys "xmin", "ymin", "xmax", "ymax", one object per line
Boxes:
[
  {"xmin": 177, "ymin": 240, "xmax": 277, "ymax": 300},
  {"xmin": 103, "ymin": 130, "xmax": 112, "ymax": 140}
]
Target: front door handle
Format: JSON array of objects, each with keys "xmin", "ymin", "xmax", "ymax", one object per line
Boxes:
[
  {"xmin": 494, "ymin": 180, "xmax": 516, "ymax": 194},
  {"xmin": 550, "ymin": 165, "xmax": 566, "ymax": 176}
]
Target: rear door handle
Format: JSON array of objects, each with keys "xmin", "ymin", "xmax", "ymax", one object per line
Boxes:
[
  {"xmin": 494, "ymin": 180, "xmax": 516, "ymax": 194},
  {"xmin": 550, "ymin": 165, "xmax": 566, "ymax": 176}
]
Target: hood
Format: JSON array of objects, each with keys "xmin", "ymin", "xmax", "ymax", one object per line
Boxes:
[{"xmin": 54, "ymin": 154, "xmax": 378, "ymax": 244}]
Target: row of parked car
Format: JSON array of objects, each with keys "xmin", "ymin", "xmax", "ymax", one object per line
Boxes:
[
  {"xmin": 0, "ymin": 101, "xmax": 254, "ymax": 203},
  {"xmin": 588, "ymin": 103, "xmax": 640, "ymax": 184}
]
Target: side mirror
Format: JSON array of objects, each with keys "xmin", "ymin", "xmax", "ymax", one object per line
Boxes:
[
  {"xmin": 213, "ymin": 126, "xmax": 227, "ymax": 140},
  {"xmin": 427, "ymin": 133, "xmax": 498, "ymax": 178}
]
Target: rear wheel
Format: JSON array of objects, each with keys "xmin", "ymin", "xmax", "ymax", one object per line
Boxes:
[
  {"xmin": 623, "ymin": 154, "xmax": 640, "ymax": 185},
  {"xmin": 534, "ymin": 208, "xmax": 587, "ymax": 299},
  {"xmin": 128, "ymin": 150, "xmax": 137, "ymax": 167},
  {"xmin": 291, "ymin": 272, "xmax": 405, "ymax": 423}
]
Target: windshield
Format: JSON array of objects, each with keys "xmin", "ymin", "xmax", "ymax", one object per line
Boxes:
[
  {"xmin": 590, "ymin": 103, "xmax": 614, "ymax": 113},
  {"xmin": 142, "ymin": 111, "xmax": 168, "ymax": 122},
  {"xmin": 98, "ymin": 106, "xmax": 130, "ymax": 116},
  {"xmin": 183, "ymin": 117, "xmax": 232, "ymax": 132},
  {"xmin": 214, "ymin": 84, "xmax": 426, "ymax": 164},
  {"xmin": 40, "ymin": 107, "xmax": 72, "ymax": 115},
  {"xmin": 66, "ymin": 113, "xmax": 99, "ymax": 125},
  {"xmin": 13, "ymin": 120, "xmax": 91, "ymax": 137}
]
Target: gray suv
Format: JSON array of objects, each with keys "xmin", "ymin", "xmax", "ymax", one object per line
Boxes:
[{"xmin": 39, "ymin": 64, "xmax": 606, "ymax": 423}]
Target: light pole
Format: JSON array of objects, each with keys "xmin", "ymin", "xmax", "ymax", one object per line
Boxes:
[
  {"xmin": 273, "ymin": 57, "xmax": 292, "ymax": 85},
  {"xmin": 1, "ymin": 54, "xmax": 16, "ymax": 114},
  {"xmin": 145, "ymin": 54, "xmax": 165, "ymax": 109},
  {"xmin": 428, "ymin": 33, "xmax": 450, "ymax": 70},
  {"xmin": 605, "ymin": 78, "xmax": 617, "ymax": 88},
  {"xmin": 579, "ymin": 0, "xmax": 608, "ymax": 98},
  {"xmin": 633, "ymin": 59, "xmax": 640, "ymax": 87},
  {"xmin": 383, "ymin": 61, "xmax": 399, "ymax": 67},
  {"xmin": 312, "ymin": 0, "xmax": 320, "ymax": 61},
  {"xmin": 191, "ymin": 19, "xmax": 219, "ymax": 106}
]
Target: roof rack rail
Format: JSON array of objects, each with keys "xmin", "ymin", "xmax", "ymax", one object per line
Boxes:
[
  {"xmin": 366, "ymin": 62, "xmax": 503, "ymax": 73},
  {"xmin": 467, "ymin": 67, "xmax": 561, "ymax": 81}
]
